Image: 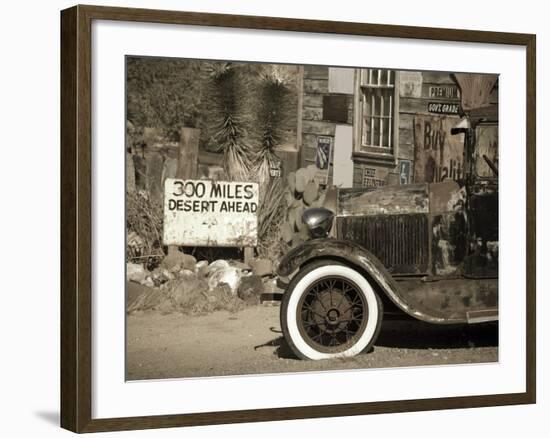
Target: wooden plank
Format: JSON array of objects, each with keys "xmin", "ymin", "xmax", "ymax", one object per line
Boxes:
[
  {"xmin": 303, "ymin": 78, "xmax": 329, "ymax": 94},
  {"xmin": 302, "ymin": 106, "xmax": 323, "ymax": 121},
  {"xmin": 303, "ymin": 65, "xmax": 329, "ymax": 80},
  {"xmin": 353, "ymin": 166, "xmax": 364, "ymax": 187},
  {"xmin": 398, "ymin": 127, "xmax": 414, "ymax": 145},
  {"xmin": 303, "ymin": 94, "xmax": 324, "ymax": 108},
  {"xmin": 303, "ymin": 146, "xmax": 317, "ymax": 162},
  {"xmin": 399, "ymin": 113, "xmax": 415, "ymax": 130},
  {"xmin": 399, "ymin": 142, "xmax": 415, "ymax": 160},
  {"xmin": 302, "ymin": 133, "xmax": 319, "ymax": 150},
  {"xmin": 302, "ymin": 120, "xmax": 336, "ymax": 136},
  {"xmin": 399, "ymin": 97, "xmax": 430, "ymax": 114}
]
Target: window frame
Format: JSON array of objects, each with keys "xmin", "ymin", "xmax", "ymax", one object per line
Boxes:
[{"xmin": 353, "ymin": 68, "xmax": 400, "ymax": 164}]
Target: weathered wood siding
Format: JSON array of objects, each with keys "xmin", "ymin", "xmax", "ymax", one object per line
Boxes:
[
  {"xmin": 298, "ymin": 69, "xmax": 498, "ymax": 189},
  {"xmin": 300, "ymin": 66, "xmax": 354, "ymax": 183}
]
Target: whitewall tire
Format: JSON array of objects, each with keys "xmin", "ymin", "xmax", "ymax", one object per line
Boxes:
[{"xmin": 281, "ymin": 260, "xmax": 383, "ymax": 360}]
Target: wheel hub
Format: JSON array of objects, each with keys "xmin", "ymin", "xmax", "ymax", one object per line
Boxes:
[
  {"xmin": 297, "ymin": 276, "xmax": 368, "ymax": 352},
  {"xmin": 326, "ymin": 308, "xmax": 340, "ymax": 323}
]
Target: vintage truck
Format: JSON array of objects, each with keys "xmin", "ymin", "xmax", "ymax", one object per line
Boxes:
[{"xmin": 277, "ymin": 112, "xmax": 498, "ymax": 360}]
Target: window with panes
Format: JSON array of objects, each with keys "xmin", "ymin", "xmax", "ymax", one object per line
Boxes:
[{"xmin": 357, "ymin": 68, "xmax": 398, "ymax": 154}]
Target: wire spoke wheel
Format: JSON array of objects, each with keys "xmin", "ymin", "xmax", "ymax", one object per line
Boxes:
[
  {"xmin": 297, "ymin": 276, "xmax": 368, "ymax": 353},
  {"xmin": 281, "ymin": 260, "xmax": 383, "ymax": 360}
]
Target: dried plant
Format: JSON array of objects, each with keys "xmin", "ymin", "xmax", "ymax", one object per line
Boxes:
[
  {"xmin": 206, "ymin": 62, "xmax": 254, "ymax": 181},
  {"xmin": 252, "ymin": 66, "xmax": 294, "ymax": 191},
  {"xmin": 256, "ymin": 178, "xmax": 287, "ymax": 261},
  {"xmin": 126, "ymin": 191, "xmax": 164, "ymax": 269}
]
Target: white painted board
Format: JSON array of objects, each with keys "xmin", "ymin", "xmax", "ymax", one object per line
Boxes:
[
  {"xmin": 163, "ymin": 179, "xmax": 258, "ymax": 247},
  {"xmin": 328, "ymin": 67, "xmax": 355, "ymax": 94},
  {"xmin": 332, "ymin": 125, "xmax": 354, "ymax": 188}
]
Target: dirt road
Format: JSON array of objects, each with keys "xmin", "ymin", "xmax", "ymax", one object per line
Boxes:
[{"xmin": 126, "ymin": 305, "xmax": 497, "ymax": 380}]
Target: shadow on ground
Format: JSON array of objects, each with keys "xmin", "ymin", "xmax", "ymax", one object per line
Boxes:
[
  {"xmin": 376, "ymin": 320, "xmax": 498, "ymax": 349},
  {"xmin": 255, "ymin": 320, "xmax": 498, "ymax": 360}
]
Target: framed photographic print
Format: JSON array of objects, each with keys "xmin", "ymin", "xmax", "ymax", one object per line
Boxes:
[{"xmin": 60, "ymin": 4, "xmax": 536, "ymax": 433}]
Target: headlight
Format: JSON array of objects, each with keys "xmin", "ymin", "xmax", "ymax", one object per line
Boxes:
[{"xmin": 302, "ymin": 207, "xmax": 334, "ymax": 238}]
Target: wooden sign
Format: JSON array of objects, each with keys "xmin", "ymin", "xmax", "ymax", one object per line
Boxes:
[{"xmin": 163, "ymin": 179, "xmax": 259, "ymax": 247}]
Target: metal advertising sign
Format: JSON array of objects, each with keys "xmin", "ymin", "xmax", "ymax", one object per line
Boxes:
[
  {"xmin": 163, "ymin": 179, "xmax": 259, "ymax": 247},
  {"xmin": 398, "ymin": 160, "xmax": 412, "ymax": 185},
  {"xmin": 314, "ymin": 136, "xmax": 333, "ymax": 185},
  {"xmin": 362, "ymin": 167, "xmax": 386, "ymax": 188},
  {"xmin": 427, "ymin": 102, "xmax": 461, "ymax": 115},
  {"xmin": 428, "ymin": 85, "xmax": 460, "ymax": 99}
]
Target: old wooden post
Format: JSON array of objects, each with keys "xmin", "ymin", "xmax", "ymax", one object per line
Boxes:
[
  {"xmin": 168, "ymin": 127, "xmax": 200, "ymax": 256},
  {"xmin": 176, "ymin": 127, "xmax": 200, "ymax": 180},
  {"xmin": 244, "ymin": 247, "xmax": 254, "ymax": 265}
]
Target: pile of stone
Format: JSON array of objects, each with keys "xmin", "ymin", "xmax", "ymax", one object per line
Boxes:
[
  {"xmin": 126, "ymin": 251, "xmax": 280, "ymax": 315},
  {"xmin": 280, "ymin": 165, "xmax": 326, "ymax": 248}
]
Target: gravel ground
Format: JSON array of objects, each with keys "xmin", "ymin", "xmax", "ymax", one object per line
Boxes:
[{"xmin": 126, "ymin": 305, "xmax": 498, "ymax": 380}]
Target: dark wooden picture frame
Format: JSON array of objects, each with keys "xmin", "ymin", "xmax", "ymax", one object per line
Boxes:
[{"xmin": 61, "ymin": 4, "xmax": 536, "ymax": 433}]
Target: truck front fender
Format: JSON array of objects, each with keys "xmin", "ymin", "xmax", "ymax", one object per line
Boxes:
[{"xmin": 277, "ymin": 238, "xmax": 462, "ymax": 324}]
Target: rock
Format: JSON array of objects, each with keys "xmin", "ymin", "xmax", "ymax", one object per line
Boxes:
[
  {"xmin": 149, "ymin": 267, "xmax": 173, "ymax": 286},
  {"xmin": 237, "ymin": 275, "xmax": 264, "ymax": 303},
  {"xmin": 249, "ymin": 258, "xmax": 273, "ymax": 277},
  {"xmin": 195, "ymin": 260, "xmax": 209, "ymax": 270},
  {"xmin": 180, "ymin": 269, "xmax": 196, "ymax": 278},
  {"xmin": 195, "ymin": 260, "xmax": 209, "ymax": 277},
  {"xmin": 161, "ymin": 252, "xmax": 197, "ymax": 272},
  {"xmin": 207, "ymin": 259, "xmax": 230, "ymax": 276},
  {"xmin": 168, "ymin": 263, "xmax": 181, "ymax": 274},
  {"xmin": 161, "ymin": 269, "xmax": 175, "ymax": 281},
  {"xmin": 127, "ymin": 263, "xmax": 147, "ymax": 283},
  {"xmin": 208, "ymin": 267, "xmax": 241, "ymax": 294}
]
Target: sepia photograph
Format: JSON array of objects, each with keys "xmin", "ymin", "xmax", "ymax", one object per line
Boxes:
[{"xmin": 125, "ymin": 56, "xmax": 499, "ymax": 380}]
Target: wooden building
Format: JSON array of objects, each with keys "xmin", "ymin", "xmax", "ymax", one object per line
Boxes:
[{"xmin": 294, "ymin": 66, "xmax": 498, "ymax": 188}]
